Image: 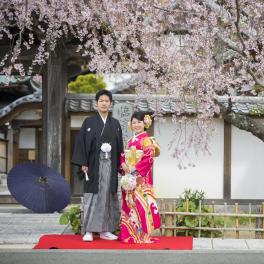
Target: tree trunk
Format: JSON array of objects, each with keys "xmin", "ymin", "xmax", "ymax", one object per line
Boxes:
[{"xmin": 42, "ymin": 45, "xmax": 67, "ymax": 174}]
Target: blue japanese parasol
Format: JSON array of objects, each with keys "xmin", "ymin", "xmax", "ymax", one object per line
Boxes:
[{"xmin": 7, "ymin": 163, "xmax": 71, "ymax": 213}]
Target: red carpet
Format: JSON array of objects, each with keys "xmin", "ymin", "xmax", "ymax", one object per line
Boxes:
[{"xmin": 34, "ymin": 235, "xmax": 192, "ymax": 250}]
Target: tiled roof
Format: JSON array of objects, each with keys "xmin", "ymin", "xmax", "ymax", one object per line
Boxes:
[
  {"xmin": 1, "ymin": 93, "xmax": 264, "ymax": 120},
  {"xmin": 0, "ymin": 92, "xmax": 42, "ymax": 119},
  {"xmin": 66, "ymin": 94, "xmax": 264, "ymax": 115}
]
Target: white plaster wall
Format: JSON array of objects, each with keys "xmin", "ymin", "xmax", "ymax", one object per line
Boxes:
[
  {"xmin": 231, "ymin": 126, "xmax": 264, "ymax": 199},
  {"xmin": 19, "ymin": 128, "xmax": 36, "ymax": 149},
  {"xmin": 0, "ymin": 133, "xmax": 5, "ymax": 140},
  {"xmin": 15, "ymin": 110, "xmax": 41, "ymax": 120},
  {"xmin": 71, "ymin": 115, "xmax": 88, "ymax": 128},
  {"xmin": 153, "ymin": 118, "xmax": 224, "ymax": 199}
]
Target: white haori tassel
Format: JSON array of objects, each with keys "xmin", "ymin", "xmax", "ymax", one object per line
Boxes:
[{"xmin": 101, "ymin": 143, "xmax": 112, "ymax": 159}]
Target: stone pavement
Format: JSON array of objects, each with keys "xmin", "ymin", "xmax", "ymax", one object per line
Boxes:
[
  {"xmin": 193, "ymin": 237, "xmax": 264, "ymax": 250},
  {"xmin": 0, "ymin": 205, "xmax": 66, "ymax": 248},
  {"xmin": 0, "ymin": 205, "xmax": 264, "ymax": 250}
]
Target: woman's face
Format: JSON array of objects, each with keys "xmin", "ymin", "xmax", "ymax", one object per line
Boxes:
[{"xmin": 131, "ymin": 118, "xmax": 144, "ymax": 134}]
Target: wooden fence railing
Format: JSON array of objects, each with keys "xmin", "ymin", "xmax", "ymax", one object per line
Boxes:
[{"xmin": 159, "ymin": 200, "xmax": 264, "ymax": 239}]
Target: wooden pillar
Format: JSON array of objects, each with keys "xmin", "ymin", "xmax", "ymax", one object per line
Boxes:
[
  {"xmin": 7, "ymin": 126, "xmax": 13, "ymax": 172},
  {"xmin": 64, "ymin": 113, "xmax": 71, "ymax": 183},
  {"xmin": 12, "ymin": 128, "xmax": 19, "ymax": 167},
  {"xmin": 42, "ymin": 46, "xmax": 67, "ymax": 174},
  {"xmin": 165, "ymin": 203, "xmax": 174, "ymax": 236},
  {"xmin": 223, "ymin": 121, "xmax": 231, "ymax": 199}
]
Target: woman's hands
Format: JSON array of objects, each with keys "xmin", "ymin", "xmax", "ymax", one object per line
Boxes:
[
  {"xmin": 136, "ymin": 176, "xmax": 145, "ymax": 185},
  {"xmin": 121, "ymin": 163, "xmax": 130, "ymax": 174},
  {"xmin": 121, "ymin": 162, "xmax": 145, "ymax": 185},
  {"xmin": 121, "ymin": 163, "xmax": 138, "ymax": 175}
]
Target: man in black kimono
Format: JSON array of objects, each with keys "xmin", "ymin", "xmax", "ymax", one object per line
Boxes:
[{"xmin": 72, "ymin": 89, "xmax": 124, "ymax": 241}]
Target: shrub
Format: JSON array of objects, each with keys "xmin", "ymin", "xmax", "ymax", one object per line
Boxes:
[
  {"xmin": 176, "ymin": 189, "xmax": 223, "ymax": 237},
  {"xmin": 68, "ymin": 74, "xmax": 106, "ymax": 93},
  {"xmin": 59, "ymin": 206, "xmax": 81, "ymax": 234}
]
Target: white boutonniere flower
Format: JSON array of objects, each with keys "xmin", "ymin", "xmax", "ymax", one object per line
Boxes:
[{"xmin": 101, "ymin": 143, "xmax": 111, "ymax": 152}]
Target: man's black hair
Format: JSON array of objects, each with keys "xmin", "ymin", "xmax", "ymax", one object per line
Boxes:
[{"xmin": 95, "ymin": 89, "xmax": 113, "ymax": 102}]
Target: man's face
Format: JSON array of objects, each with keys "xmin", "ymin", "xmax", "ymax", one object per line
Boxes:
[{"xmin": 96, "ymin": 95, "xmax": 112, "ymax": 114}]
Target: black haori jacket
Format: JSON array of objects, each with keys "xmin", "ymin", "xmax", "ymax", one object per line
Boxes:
[{"xmin": 72, "ymin": 113, "xmax": 123, "ymax": 193}]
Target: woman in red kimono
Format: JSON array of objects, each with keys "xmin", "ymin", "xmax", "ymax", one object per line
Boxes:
[{"xmin": 119, "ymin": 112, "xmax": 161, "ymax": 243}]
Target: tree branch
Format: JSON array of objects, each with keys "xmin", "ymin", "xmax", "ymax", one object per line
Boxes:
[
  {"xmin": 235, "ymin": 0, "xmax": 246, "ymax": 51},
  {"xmin": 247, "ymin": 67, "xmax": 264, "ymax": 87},
  {"xmin": 204, "ymin": 0, "xmax": 232, "ymax": 22},
  {"xmin": 224, "ymin": 111, "xmax": 264, "ymax": 141},
  {"xmin": 218, "ymin": 100, "xmax": 264, "ymax": 142},
  {"xmin": 217, "ymin": 34, "xmax": 246, "ymax": 57}
]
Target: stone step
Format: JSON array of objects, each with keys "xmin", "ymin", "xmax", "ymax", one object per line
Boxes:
[
  {"xmin": 0, "ymin": 174, "xmax": 7, "ymax": 186},
  {"xmin": 0, "ymin": 189, "xmax": 10, "ymax": 195},
  {"xmin": 0, "ymin": 179, "xmax": 7, "ymax": 187},
  {"xmin": 0, "ymin": 174, "xmax": 7, "ymax": 191}
]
